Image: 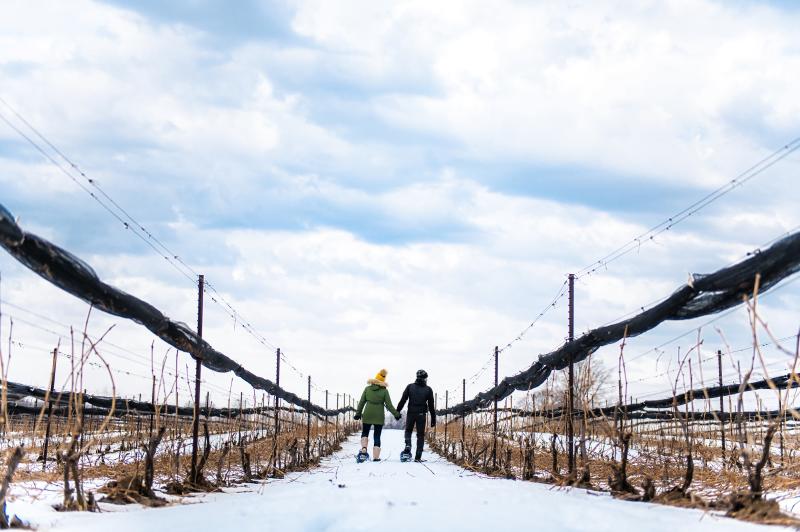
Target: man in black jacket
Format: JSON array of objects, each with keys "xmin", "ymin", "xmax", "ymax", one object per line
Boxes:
[{"xmin": 396, "ymin": 369, "xmax": 436, "ymax": 462}]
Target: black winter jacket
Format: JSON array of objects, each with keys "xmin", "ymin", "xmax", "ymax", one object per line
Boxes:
[{"xmin": 396, "ymin": 379, "xmax": 436, "ymax": 425}]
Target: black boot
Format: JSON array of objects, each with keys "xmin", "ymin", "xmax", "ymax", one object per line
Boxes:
[{"xmin": 400, "ymin": 446, "xmax": 412, "ymax": 462}]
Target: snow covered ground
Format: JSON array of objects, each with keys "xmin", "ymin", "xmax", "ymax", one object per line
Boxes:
[{"xmin": 7, "ymin": 429, "xmax": 792, "ymax": 531}]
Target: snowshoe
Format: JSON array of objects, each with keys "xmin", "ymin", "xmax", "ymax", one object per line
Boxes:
[
  {"xmin": 356, "ymin": 449, "xmax": 370, "ymax": 463},
  {"xmin": 400, "ymin": 448, "xmax": 412, "ymax": 462}
]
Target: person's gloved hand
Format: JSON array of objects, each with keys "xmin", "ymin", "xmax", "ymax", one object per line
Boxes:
[
  {"xmin": 353, "ymin": 413, "xmax": 361, "ymax": 420},
  {"xmin": 394, "ymin": 413, "xmax": 402, "ymax": 421}
]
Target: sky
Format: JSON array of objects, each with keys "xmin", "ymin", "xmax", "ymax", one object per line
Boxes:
[{"xmin": 0, "ymin": 0, "xmax": 799, "ymax": 412}]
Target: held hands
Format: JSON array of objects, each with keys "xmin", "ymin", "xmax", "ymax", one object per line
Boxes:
[{"xmin": 394, "ymin": 413, "xmax": 402, "ymax": 421}]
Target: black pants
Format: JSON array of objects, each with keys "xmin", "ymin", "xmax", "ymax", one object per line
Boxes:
[
  {"xmin": 360, "ymin": 423, "xmax": 383, "ymax": 447},
  {"xmin": 404, "ymin": 412, "xmax": 426, "ymax": 458}
]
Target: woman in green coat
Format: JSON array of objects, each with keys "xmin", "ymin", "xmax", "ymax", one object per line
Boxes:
[{"xmin": 354, "ymin": 369, "xmax": 401, "ymax": 461}]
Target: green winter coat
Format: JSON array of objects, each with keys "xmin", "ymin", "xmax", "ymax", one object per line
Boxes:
[{"xmin": 356, "ymin": 381, "xmax": 399, "ymax": 425}]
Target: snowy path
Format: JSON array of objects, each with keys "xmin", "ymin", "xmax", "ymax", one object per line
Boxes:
[{"xmin": 18, "ymin": 429, "xmax": 789, "ymax": 531}]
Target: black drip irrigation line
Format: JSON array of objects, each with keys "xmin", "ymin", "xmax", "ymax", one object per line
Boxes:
[
  {"xmin": 0, "ymin": 380, "xmax": 331, "ymax": 421},
  {"xmin": 0, "ymin": 203, "xmax": 353, "ymax": 417},
  {"xmin": 470, "ymin": 407, "xmax": 799, "ymax": 426},
  {"xmin": 483, "ymin": 408, "xmax": 800, "ymax": 425},
  {"xmin": 611, "ymin": 409, "xmax": 797, "ymax": 423},
  {"xmin": 4, "ymin": 401, "xmax": 327, "ymax": 422},
  {"xmin": 462, "ymin": 372, "xmax": 799, "ymax": 421},
  {"xmin": 438, "ymin": 229, "xmax": 800, "ymax": 417}
]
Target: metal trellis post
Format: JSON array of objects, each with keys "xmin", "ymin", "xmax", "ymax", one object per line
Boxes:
[
  {"xmin": 444, "ymin": 389, "xmax": 449, "ymax": 452},
  {"xmin": 190, "ymin": 273, "xmax": 204, "ymax": 484},
  {"xmin": 41, "ymin": 348, "xmax": 58, "ymax": 472},
  {"xmin": 492, "ymin": 345, "xmax": 499, "ymax": 469},
  {"xmin": 461, "ymin": 378, "xmax": 466, "ymax": 445},
  {"xmin": 325, "ymin": 389, "xmax": 329, "ymax": 443},
  {"xmin": 567, "ymin": 273, "xmax": 575, "ymax": 477},
  {"xmin": 273, "ymin": 347, "xmax": 281, "ymax": 468},
  {"xmin": 718, "ymin": 349, "xmax": 726, "ymax": 463},
  {"xmin": 434, "ymin": 393, "xmax": 438, "ymax": 438},
  {"xmin": 306, "ymin": 375, "xmax": 311, "ymax": 459}
]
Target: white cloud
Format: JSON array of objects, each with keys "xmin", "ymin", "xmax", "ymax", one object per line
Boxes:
[
  {"xmin": 292, "ymin": 0, "xmax": 800, "ymax": 185},
  {"xmin": 9, "ymin": 174, "xmax": 789, "ymax": 396},
  {"xmin": 0, "ymin": 0, "xmax": 798, "ymax": 409}
]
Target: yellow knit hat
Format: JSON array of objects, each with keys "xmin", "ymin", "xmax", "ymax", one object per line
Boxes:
[{"xmin": 374, "ymin": 369, "xmax": 387, "ymax": 383}]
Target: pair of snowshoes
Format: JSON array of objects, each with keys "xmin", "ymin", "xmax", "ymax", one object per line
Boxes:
[
  {"xmin": 356, "ymin": 448, "xmax": 370, "ymax": 463},
  {"xmin": 355, "ymin": 447, "xmax": 421, "ymax": 463}
]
